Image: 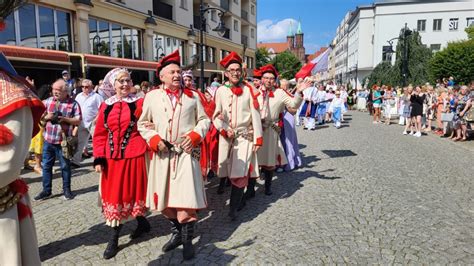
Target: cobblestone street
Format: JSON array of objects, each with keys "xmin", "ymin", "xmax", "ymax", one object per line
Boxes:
[{"xmin": 22, "ymin": 111, "xmax": 474, "ymax": 265}]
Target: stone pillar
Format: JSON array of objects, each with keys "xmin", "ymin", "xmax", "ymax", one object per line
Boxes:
[
  {"xmin": 144, "ymin": 25, "xmax": 155, "ymax": 82},
  {"xmin": 74, "ymin": 2, "xmax": 93, "ymax": 54},
  {"xmin": 187, "ymin": 35, "xmax": 195, "ymax": 67}
]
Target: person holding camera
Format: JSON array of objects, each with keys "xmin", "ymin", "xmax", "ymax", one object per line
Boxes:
[{"xmin": 34, "ymin": 79, "xmax": 81, "ymax": 201}]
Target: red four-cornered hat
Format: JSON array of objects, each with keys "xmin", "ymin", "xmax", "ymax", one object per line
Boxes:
[
  {"xmin": 260, "ymin": 64, "xmax": 279, "ymax": 78},
  {"xmin": 253, "ymin": 68, "xmax": 262, "ymax": 79},
  {"xmin": 220, "ymin": 51, "xmax": 242, "ymax": 68},
  {"xmin": 156, "ymin": 49, "xmax": 180, "ymax": 74}
]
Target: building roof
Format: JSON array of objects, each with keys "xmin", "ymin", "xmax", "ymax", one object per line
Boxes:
[
  {"xmin": 296, "ymin": 21, "xmax": 303, "ymax": 34},
  {"xmin": 257, "ymin": 42, "xmax": 290, "ymax": 54},
  {"xmin": 307, "ymin": 47, "xmax": 328, "ymax": 62}
]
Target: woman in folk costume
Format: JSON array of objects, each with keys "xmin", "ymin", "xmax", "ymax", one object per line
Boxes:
[
  {"xmin": 328, "ymin": 90, "xmax": 345, "ymax": 128},
  {"xmin": 298, "ymin": 80, "xmax": 318, "ymax": 130},
  {"xmin": 212, "ymin": 51, "xmax": 263, "ymax": 221},
  {"xmin": 182, "ymin": 70, "xmax": 219, "ymax": 180},
  {"xmin": 0, "ymin": 53, "xmax": 44, "ymax": 265},
  {"xmin": 247, "ymin": 65, "xmax": 310, "ymax": 198},
  {"xmin": 92, "ymin": 68, "xmax": 150, "ymax": 259},
  {"xmin": 279, "ymin": 79, "xmax": 303, "ymax": 172},
  {"xmin": 138, "ymin": 50, "xmax": 210, "ymax": 260}
]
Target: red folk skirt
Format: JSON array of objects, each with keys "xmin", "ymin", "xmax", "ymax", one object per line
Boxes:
[{"xmin": 101, "ymin": 155, "xmax": 148, "ymax": 226}]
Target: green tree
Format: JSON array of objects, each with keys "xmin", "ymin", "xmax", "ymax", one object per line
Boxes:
[
  {"xmin": 366, "ymin": 61, "xmax": 397, "ymax": 88},
  {"xmin": 466, "ymin": 26, "xmax": 474, "ymax": 40},
  {"xmin": 270, "ymin": 51, "xmax": 301, "ymax": 80},
  {"xmin": 256, "ymin": 47, "xmax": 270, "ymax": 68},
  {"xmin": 428, "ymin": 38, "xmax": 474, "ymax": 85},
  {"xmin": 392, "ymin": 29, "xmax": 432, "ymax": 86}
]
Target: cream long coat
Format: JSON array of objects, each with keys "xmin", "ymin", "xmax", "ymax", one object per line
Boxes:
[
  {"xmin": 138, "ymin": 88, "xmax": 210, "ymax": 212},
  {"xmin": 257, "ymin": 88, "xmax": 303, "ymax": 167},
  {"xmin": 212, "ymin": 82, "xmax": 263, "ymax": 179},
  {"xmin": 0, "ymin": 108, "xmax": 41, "ymax": 266}
]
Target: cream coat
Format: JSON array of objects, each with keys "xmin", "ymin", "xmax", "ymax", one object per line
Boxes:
[
  {"xmin": 213, "ymin": 82, "xmax": 263, "ymax": 179},
  {"xmin": 257, "ymin": 88, "xmax": 303, "ymax": 167},
  {"xmin": 138, "ymin": 88, "xmax": 210, "ymax": 211},
  {"xmin": 0, "ymin": 108, "xmax": 41, "ymax": 265}
]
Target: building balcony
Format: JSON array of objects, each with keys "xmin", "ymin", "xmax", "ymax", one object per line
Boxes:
[
  {"xmin": 241, "ymin": 9, "xmax": 248, "ymax": 21},
  {"xmin": 153, "ymin": 0, "xmax": 173, "ymax": 21},
  {"xmin": 220, "ymin": 0, "xmax": 230, "ymax": 11},
  {"xmin": 241, "ymin": 34, "xmax": 248, "ymax": 45}
]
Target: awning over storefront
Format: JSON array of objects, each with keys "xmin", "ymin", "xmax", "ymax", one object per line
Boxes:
[
  {"xmin": 0, "ymin": 45, "xmax": 70, "ymax": 65},
  {"xmin": 84, "ymin": 54, "xmax": 159, "ymax": 71}
]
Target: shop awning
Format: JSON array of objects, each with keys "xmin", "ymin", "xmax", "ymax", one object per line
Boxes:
[
  {"xmin": 84, "ymin": 54, "xmax": 159, "ymax": 71},
  {"xmin": 0, "ymin": 45, "xmax": 70, "ymax": 65}
]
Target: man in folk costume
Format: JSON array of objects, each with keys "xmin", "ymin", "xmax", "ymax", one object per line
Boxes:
[
  {"xmin": 0, "ymin": 53, "xmax": 43, "ymax": 265},
  {"xmin": 252, "ymin": 68, "xmax": 262, "ymax": 89},
  {"xmin": 298, "ymin": 80, "xmax": 317, "ymax": 130},
  {"xmin": 212, "ymin": 51, "xmax": 263, "ymax": 220},
  {"xmin": 138, "ymin": 50, "xmax": 210, "ymax": 260},
  {"xmin": 247, "ymin": 64, "xmax": 310, "ymax": 197}
]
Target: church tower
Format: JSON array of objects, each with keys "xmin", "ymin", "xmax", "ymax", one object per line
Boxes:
[
  {"xmin": 294, "ymin": 21, "xmax": 306, "ymax": 63},
  {"xmin": 287, "ymin": 21, "xmax": 295, "ymax": 50}
]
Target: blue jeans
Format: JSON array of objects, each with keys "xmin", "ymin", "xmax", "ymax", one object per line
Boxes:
[{"xmin": 42, "ymin": 141, "xmax": 71, "ymax": 193}]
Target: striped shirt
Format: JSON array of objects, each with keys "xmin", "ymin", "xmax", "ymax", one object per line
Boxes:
[{"xmin": 42, "ymin": 97, "xmax": 81, "ymax": 144}]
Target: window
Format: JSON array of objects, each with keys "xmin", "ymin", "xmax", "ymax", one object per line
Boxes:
[
  {"xmin": 0, "ymin": 13, "xmax": 15, "ymax": 45},
  {"xmin": 433, "ymin": 19, "xmax": 442, "ymax": 31},
  {"xmin": 111, "ymin": 23, "xmax": 122, "ymax": 57},
  {"xmin": 180, "ymin": 0, "xmax": 187, "ymax": 9},
  {"xmin": 233, "ymin": 20, "xmax": 239, "ymax": 32},
  {"xmin": 19, "ymin": 4, "xmax": 37, "ymax": 48},
  {"xmin": 210, "ymin": 10, "xmax": 216, "ymax": 22},
  {"xmin": 56, "ymin": 10, "xmax": 72, "ymax": 51},
  {"xmin": 209, "ymin": 47, "xmax": 215, "ymax": 63},
  {"xmin": 382, "ymin": 46, "xmax": 392, "ymax": 62},
  {"xmin": 39, "ymin": 6, "xmax": 54, "ymax": 49},
  {"xmin": 220, "ymin": 49, "xmax": 228, "ymax": 61},
  {"xmin": 251, "ymin": 28, "xmax": 255, "ymax": 38},
  {"xmin": 153, "ymin": 33, "xmax": 185, "ymax": 63},
  {"xmin": 430, "ymin": 44, "xmax": 441, "ymax": 52},
  {"xmin": 467, "ymin": 17, "xmax": 474, "ymax": 27},
  {"xmin": 417, "ymin": 20, "xmax": 426, "ymax": 32},
  {"xmin": 449, "ymin": 18, "xmax": 459, "ymax": 31},
  {"xmin": 251, "ymin": 4, "xmax": 255, "ymax": 15}
]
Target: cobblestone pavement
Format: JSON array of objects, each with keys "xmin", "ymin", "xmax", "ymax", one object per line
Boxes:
[{"xmin": 22, "ymin": 111, "xmax": 474, "ymax": 265}]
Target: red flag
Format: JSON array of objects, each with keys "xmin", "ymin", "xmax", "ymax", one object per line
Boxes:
[{"xmin": 295, "ymin": 62, "xmax": 316, "ymax": 80}]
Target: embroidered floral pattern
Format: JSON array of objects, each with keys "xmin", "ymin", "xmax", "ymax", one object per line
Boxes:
[{"xmin": 102, "ymin": 200, "xmax": 147, "ymax": 221}]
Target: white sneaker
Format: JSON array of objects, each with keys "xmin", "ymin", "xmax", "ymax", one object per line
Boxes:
[
  {"xmin": 409, "ymin": 131, "xmax": 414, "ymax": 135},
  {"xmin": 414, "ymin": 132, "xmax": 421, "ymax": 137},
  {"xmin": 403, "ymin": 131, "xmax": 408, "ymax": 135}
]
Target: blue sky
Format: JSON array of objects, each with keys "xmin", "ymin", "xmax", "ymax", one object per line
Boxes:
[{"xmin": 257, "ymin": 0, "xmax": 373, "ymax": 54}]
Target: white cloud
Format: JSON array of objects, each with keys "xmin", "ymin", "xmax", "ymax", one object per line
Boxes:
[{"xmin": 257, "ymin": 18, "xmax": 298, "ymax": 42}]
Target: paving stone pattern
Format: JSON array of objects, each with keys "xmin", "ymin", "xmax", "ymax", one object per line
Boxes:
[{"xmin": 22, "ymin": 111, "xmax": 474, "ymax": 265}]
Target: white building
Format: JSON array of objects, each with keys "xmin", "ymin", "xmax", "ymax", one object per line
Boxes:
[{"xmin": 334, "ymin": 0, "xmax": 473, "ymax": 88}]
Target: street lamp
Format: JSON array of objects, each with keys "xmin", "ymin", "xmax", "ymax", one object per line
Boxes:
[
  {"xmin": 93, "ymin": 35, "xmax": 103, "ymax": 55},
  {"xmin": 386, "ymin": 23, "xmax": 412, "ymax": 87},
  {"xmin": 198, "ymin": 0, "xmax": 229, "ymax": 92},
  {"xmin": 58, "ymin": 37, "xmax": 67, "ymax": 51}
]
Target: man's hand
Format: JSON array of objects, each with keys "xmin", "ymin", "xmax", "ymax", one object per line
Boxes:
[
  {"xmin": 227, "ymin": 128, "xmax": 235, "ymax": 139},
  {"xmin": 296, "ymin": 79, "xmax": 313, "ymax": 93},
  {"xmin": 25, "ymin": 76, "xmax": 34, "ymax": 87},
  {"xmin": 144, "ymin": 121, "xmax": 155, "ymax": 130},
  {"xmin": 95, "ymin": 165, "xmax": 103, "ymax": 173},
  {"xmin": 252, "ymin": 145, "xmax": 260, "ymax": 152},
  {"xmin": 180, "ymin": 135, "xmax": 193, "ymax": 154},
  {"xmin": 44, "ymin": 112, "xmax": 55, "ymax": 121},
  {"xmin": 158, "ymin": 140, "xmax": 169, "ymax": 153}
]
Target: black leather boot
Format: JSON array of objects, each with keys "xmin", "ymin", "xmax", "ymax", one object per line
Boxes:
[
  {"xmin": 103, "ymin": 225, "xmax": 122, "ymax": 259},
  {"xmin": 229, "ymin": 185, "xmax": 244, "ymax": 221},
  {"xmin": 264, "ymin": 170, "xmax": 274, "ymax": 196},
  {"xmin": 130, "ymin": 216, "xmax": 150, "ymax": 239},
  {"xmin": 217, "ymin": 177, "xmax": 226, "ymax": 194},
  {"xmin": 162, "ymin": 219, "xmax": 183, "ymax": 252},
  {"xmin": 244, "ymin": 178, "xmax": 256, "ymax": 199},
  {"xmin": 181, "ymin": 221, "xmax": 196, "ymax": 260}
]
